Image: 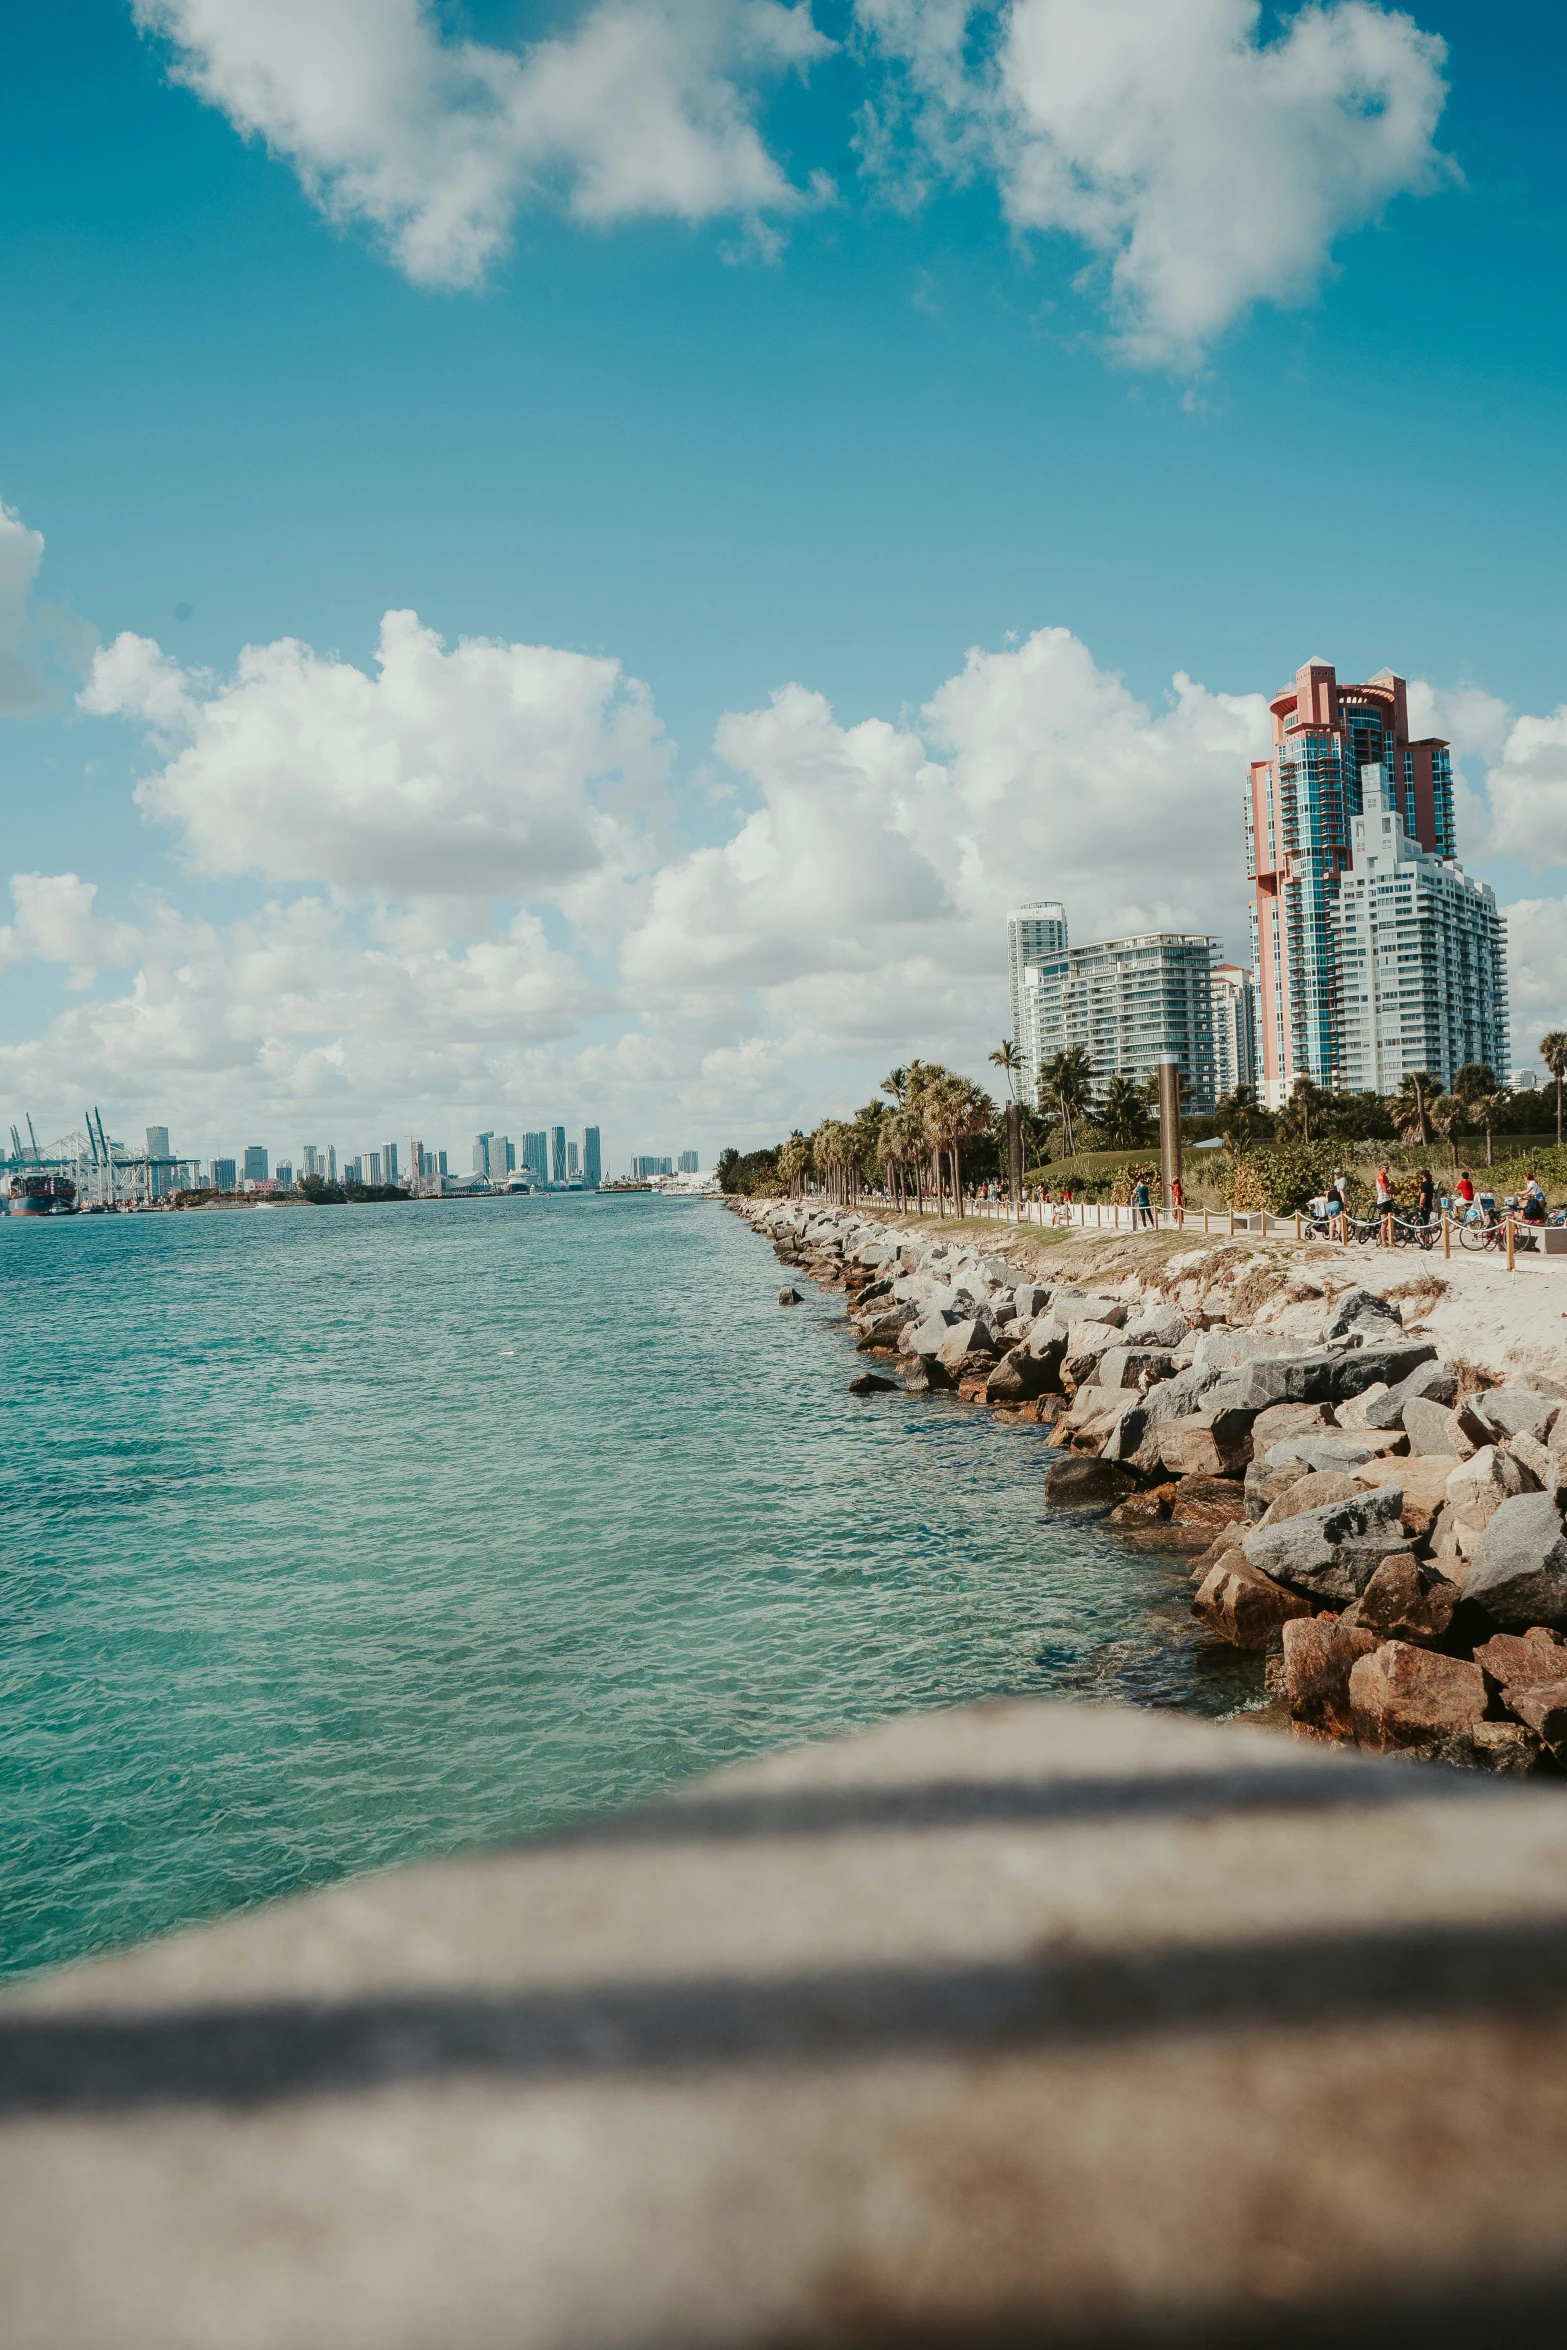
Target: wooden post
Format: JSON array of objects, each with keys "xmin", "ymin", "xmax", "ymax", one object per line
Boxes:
[
  {"xmin": 1443, "ymin": 1214, "xmax": 1451, "ymax": 1260},
  {"xmin": 1295, "ymin": 1211, "xmax": 1302, "ymax": 1241},
  {"xmin": 1203, "ymin": 1208, "xmax": 1209, "ymax": 1234},
  {"xmin": 1507, "ymin": 1217, "xmax": 1516, "ymax": 1273},
  {"xmin": 1228, "ymin": 1209, "xmax": 1235, "ymax": 1236}
]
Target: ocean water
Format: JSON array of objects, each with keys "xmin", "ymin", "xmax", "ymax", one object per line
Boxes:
[{"xmin": 1, "ymin": 1194, "xmax": 1254, "ymax": 1979}]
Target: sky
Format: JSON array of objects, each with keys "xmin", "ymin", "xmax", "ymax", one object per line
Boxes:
[{"xmin": 3, "ymin": 0, "xmax": 1567, "ymax": 1174}]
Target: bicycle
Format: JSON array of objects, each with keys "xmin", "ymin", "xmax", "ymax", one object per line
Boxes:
[{"xmin": 1457, "ymin": 1197, "xmax": 1505, "ymax": 1251}]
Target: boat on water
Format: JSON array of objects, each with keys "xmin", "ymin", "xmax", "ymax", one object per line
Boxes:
[{"xmin": 6, "ymin": 1171, "xmax": 78, "ymax": 1216}]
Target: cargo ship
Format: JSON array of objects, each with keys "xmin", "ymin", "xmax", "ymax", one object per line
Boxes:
[{"xmin": 6, "ymin": 1171, "xmax": 77, "ymax": 1215}]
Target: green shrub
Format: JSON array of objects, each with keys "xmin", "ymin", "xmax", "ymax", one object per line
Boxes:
[{"xmin": 1218, "ymin": 1143, "xmax": 1344, "ymax": 1214}]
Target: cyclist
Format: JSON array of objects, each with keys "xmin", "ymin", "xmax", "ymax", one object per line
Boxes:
[
  {"xmin": 1455, "ymin": 1170, "xmax": 1476, "ymax": 1211},
  {"xmin": 1523, "ymin": 1174, "xmax": 1548, "ymax": 1226}
]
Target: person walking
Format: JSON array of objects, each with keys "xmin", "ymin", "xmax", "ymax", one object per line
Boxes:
[
  {"xmin": 1169, "ymin": 1174, "xmax": 1184, "ymax": 1227},
  {"xmin": 1374, "ymin": 1162, "xmax": 1395, "ymax": 1247},
  {"xmin": 1326, "ymin": 1168, "xmax": 1349, "ymax": 1242},
  {"xmin": 1415, "ymin": 1167, "xmax": 1435, "ymax": 1229},
  {"xmin": 1133, "ymin": 1175, "xmax": 1154, "ymax": 1229}
]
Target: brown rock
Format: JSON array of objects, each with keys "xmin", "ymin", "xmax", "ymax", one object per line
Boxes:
[
  {"xmin": 1108, "ymin": 1484, "xmax": 1174, "ymax": 1528},
  {"xmin": 1341, "ymin": 1552, "xmax": 1461, "ymax": 1648},
  {"xmin": 1350, "ymin": 1453, "xmax": 1460, "ymax": 1539},
  {"xmin": 1170, "ymin": 1474, "xmax": 1248, "ymax": 1528},
  {"xmin": 1281, "ymin": 1615, "xmax": 1380, "ymax": 1739},
  {"xmin": 779, "ymin": 1287, "xmax": 802, "ymax": 1305},
  {"xmin": 1250, "ymin": 1401, "xmax": 1339, "ymax": 1448},
  {"xmin": 1192, "ymin": 1556, "xmax": 1313, "ymax": 1649},
  {"xmin": 1473, "ymin": 1631, "xmax": 1567, "ymax": 1694},
  {"xmin": 847, "ymin": 1372, "xmax": 899, "ymax": 1395},
  {"xmin": 1189, "ymin": 1524, "xmax": 1247, "ymax": 1582},
  {"xmin": 1501, "ymin": 1677, "xmax": 1567, "ymax": 1759},
  {"xmin": 1158, "ymin": 1409, "xmax": 1256, "ymax": 1480},
  {"xmin": 1349, "ymin": 1641, "xmax": 1488, "ymax": 1754},
  {"xmin": 1253, "ymin": 1469, "xmax": 1363, "ymax": 1531}
]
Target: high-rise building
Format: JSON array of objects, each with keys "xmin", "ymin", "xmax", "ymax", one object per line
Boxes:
[
  {"xmin": 633, "ymin": 1155, "xmax": 675, "ymax": 1178},
  {"xmin": 1210, "ymin": 966, "xmax": 1259, "ymax": 1100},
  {"xmin": 567, "ymin": 1140, "xmax": 580, "ymax": 1178},
  {"xmin": 1333, "ymin": 764, "xmax": 1508, "ymax": 1095},
  {"xmin": 303, "ymin": 1145, "xmax": 319, "ymax": 1177},
  {"xmin": 1247, "ymin": 659, "xmax": 1456, "ymax": 1107},
  {"xmin": 367, "ymin": 1151, "xmax": 381, "ymax": 1185},
  {"xmin": 678, "ymin": 1150, "xmax": 699, "ymax": 1174},
  {"xmin": 551, "ymin": 1125, "xmax": 566, "ymax": 1184},
  {"xmin": 381, "ymin": 1142, "xmax": 399, "ymax": 1185},
  {"xmin": 582, "ymin": 1127, "xmax": 601, "ymax": 1188},
  {"xmin": 276, "ymin": 1161, "xmax": 294, "ymax": 1190},
  {"xmin": 1006, "ymin": 904, "xmax": 1068, "ymax": 1105},
  {"xmin": 409, "ymin": 1139, "xmax": 424, "ymax": 1192},
  {"xmin": 212, "ymin": 1158, "xmax": 237, "ymax": 1192},
  {"xmin": 146, "ymin": 1125, "xmax": 171, "ymax": 1161},
  {"xmin": 1022, "ymin": 932, "xmax": 1220, "ymax": 1115},
  {"xmin": 473, "ymin": 1131, "xmax": 493, "ymax": 1176},
  {"xmin": 523, "ymin": 1131, "xmax": 549, "ymax": 1183},
  {"xmin": 327, "ymin": 1146, "xmax": 338, "ymax": 1181},
  {"xmin": 243, "ymin": 1146, "xmax": 268, "ymax": 1183},
  {"xmin": 344, "ymin": 1157, "xmax": 363, "ymax": 1185}
]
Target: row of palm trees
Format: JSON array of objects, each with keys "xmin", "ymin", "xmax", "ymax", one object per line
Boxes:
[{"xmin": 777, "ymin": 1061, "xmax": 998, "ymax": 1214}]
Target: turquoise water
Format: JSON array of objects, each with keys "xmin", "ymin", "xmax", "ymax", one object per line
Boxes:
[{"xmin": 1, "ymin": 1195, "xmax": 1252, "ymax": 1978}]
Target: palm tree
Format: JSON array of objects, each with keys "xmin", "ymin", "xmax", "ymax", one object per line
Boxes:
[
  {"xmin": 1466, "ymin": 1089, "xmax": 1502, "ymax": 1169},
  {"xmin": 1542, "ymin": 1031, "xmax": 1567, "ymax": 1147},
  {"xmin": 777, "ymin": 1131, "xmax": 811, "ymax": 1197},
  {"xmin": 1215, "ymin": 1083, "xmax": 1262, "ymax": 1151},
  {"xmin": 1429, "ymin": 1091, "xmax": 1467, "ymax": 1174},
  {"xmin": 1097, "ymin": 1074, "xmax": 1154, "ymax": 1148},
  {"xmin": 1039, "ymin": 1045, "xmax": 1095, "ymax": 1159},
  {"xmin": 1390, "ymin": 1070, "xmax": 1438, "ymax": 1147},
  {"xmin": 1277, "ymin": 1074, "xmax": 1330, "ymax": 1145},
  {"xmin": 988, "ymin": 1040, "xmax": 1022, "ymax": 1104}
]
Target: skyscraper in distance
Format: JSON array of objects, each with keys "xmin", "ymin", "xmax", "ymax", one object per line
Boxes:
[
  {"xmin": 1210, "ymin": 967, "xmax": 1259, "ymax": 1099},
  {"xmin": 381, "ymin": 1142, "xmax": 399, "ymax": 1185},
  {"xmin": 523, "ymin": 1132, "xmax": 548, "ymax": 1183},
  {"xmin": 678, "ymin": 1150, "xmax": 699, "ymax": 1174},
  {"xmin": 146, "ymin": 1126, "xmax": 171, "ymax": 1161},
  {"xmin": 243, "ymin": 1146, "xmax": 268, "ymax": 1183},
  {"xmin": 1005, "ymin": 904, "xmax": 1067, "ymax": 1105},
  {"xmin": 1247, "ymin": 659, "xmax": 1455, "ymax": 1107},
  {"xmin": 551, "ymin": 1125, "xmax": 566, "ymax": 1184},
  {"xmin": 582, "ymin": 1127, "xmax": 601, "ymax": 1188}
]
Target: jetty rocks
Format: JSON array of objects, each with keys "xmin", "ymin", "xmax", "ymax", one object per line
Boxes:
[{"xmin": 741, "ymin": 1197, "xmax": 1567, "ymax": 1776}]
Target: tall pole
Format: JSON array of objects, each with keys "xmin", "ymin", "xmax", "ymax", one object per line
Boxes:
[
  {"xmin": 1006, "ymin": 1100, "xmax": 1023, "ymax": 1219},
  {"xmin": 1157, "ymin": 1051, "xmax": 1182, "ymax": 1218}
]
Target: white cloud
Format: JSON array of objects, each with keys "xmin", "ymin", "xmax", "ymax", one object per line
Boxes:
[
  {"xmin": 1472, "ymin": 705, "xmax": 1567, "ymax": 867},
  {"xmin": 134, "ymin": 0, "xmax": 832, "ymax": 286},
  {"xmin": 0, "ymin": 496, "xmax": 46, "ymax": 715},
  {"xmin": 858, "ymin": 0, "xmax": 1452, "ymax": 363},
  {"xmin": 0, "ymin": 873, "xmax": 141, "ymax": 987},
  {"xmin": 80, "ymin": 608, "xmax": 669, "ymax": 895},
  {"xmin": 1498, "ymin": 895, "xmax": 1567, "ymax": 1081}
]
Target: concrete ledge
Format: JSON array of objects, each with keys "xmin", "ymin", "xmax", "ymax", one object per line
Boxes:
[{"xmin": 5, "ymin": 1699, "xmax": 1567, "ymax": 2345}]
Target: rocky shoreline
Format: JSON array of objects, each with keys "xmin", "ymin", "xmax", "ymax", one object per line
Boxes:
[{"xmin": 739, "ymin": 1196, "xmax": 1567, "ymax": 1773}]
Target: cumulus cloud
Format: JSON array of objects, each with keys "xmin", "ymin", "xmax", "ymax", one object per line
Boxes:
[
  {"xmin": 1471, "ymin": 706, "xmax": 1567, "ymax": 867},
  {"xmin": 0, "ymin": 496, "xmax": 46, "ymax": 715},
  {"xmin": 80, "ymin": 608, "xmax": 668, "ymax": 895},
  {"xmin": 858, "ymin": 0, "xmax": 1453, "ymax": 362},
  {"xmin": 134, "ymin": 0, "xmax": 832, "ymax": 285}
]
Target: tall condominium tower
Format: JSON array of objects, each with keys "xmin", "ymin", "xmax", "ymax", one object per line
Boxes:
[
  {"xmin": 1022, "ymin": 931, "xmax": 1221, "ymax": 1115},
  {"xmin": 381, "ymin": 1142, "xmax": 399, "ymax": 1185},
  {"xmin": 1210, "ymin": 965, "xmax": 1259, "ymax": 1099},
  {"xmin": 1006, "ymin": 903, "xmax": 1067, "ymax": 1104},
  {"xmin": 1333, "ymin": 765, "xmax": 1508, "ymax": 1094},
  {"xmin": 1247, "ymin": 658, "xmax": 1455, "ymax": 1107},
  {"xmin": 583, "ymin": 1127, "xmax": 602, "ymax": 1188},
  {"xmin": 523, "ymin": 1131, "xmax": 549, "ymax": 1183},
  {"xmin": 551, "ymin": 1125, "xmax": 567, "ymax": 1184}
]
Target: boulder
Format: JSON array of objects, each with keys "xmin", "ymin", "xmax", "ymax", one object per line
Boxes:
[
  {"xmin": 1060, "ymin": 1296, "xmax": 1128, "ymax": 1328},
  {"xmin": 1403, "ymin": 1397, "xmax": 1475, "ymax": 1459},
  {"xmin": 1508, "ymin": 1430, "xmax": 1567, "ymax": 1500},
  {"xmin": 1340, "ymin": 1552, "xmax": 1461, "ymax": 1647},
  {"xmin": 1122, "ymin": 1303, "xmax": 1190, "ymax": 1349},
  {"xmin": 1242, "ymin": 1485, "xmax": 1407, "ymax": 1606},
  {"xmin": 1108, "ymin": 1485, "xmax": 1174, "ymax": 1528},
  {"xmin": 1244, "ymin": 1456, "xmax": 1312, "ymax": 1521},
  {"xmin": 1462, "ymin": 1493, "xmax": 1567, "ymax": 1630},
  {"xmin": 1169, "ymin": 1474, "xmax": 1248, "ymax": 1528},
  {"xmin": 779, "ymin": 1287, "xmax": 802, "ymax": 1305},
  {"xmin": 1143, "ymin": 1365, "xmax": 1223, "ymax": 1425},
  {"xmin": 1349, "ymin": 1641, "xmax": 1487, "ymax": 1755},
  {"xmin": 1473, "ymin": 1630, "xmax": 1567, "ymax": 1694},
  {"xmin": 1189, "ymin": 1524, "xmax": 1248, "ymax": 1582},
  {"xmin": 900, "ymin": 1311, "xmax": 955, "ymax": 1358},
  {"xmin": 1321, "ymin": 1287, "xmax": 1403, "ymax": 1346},
  {"xmin": 935, "ymin": 1319, "xmax": 996, "ymax": 1373},
  {"xmin": 1044, "ymin": 1456, "xmax": 1139, "ymax": 1509},
  {"xmin": 1097, "ymin": 1346, "xmax": 1177, "ymax": 1393},
  {"xmin": 1281, "ymin": 1616, "xmax": 1381, "ymax": 1739},
  {"xmin": 1193, "ymin": 1328, "xmax": 1310, "ymax": 1372},
  {"xmin": 1361, "ymin": 1359, "xmax": 1459, "ymax": 1429},
  {"xmin": 1192, "ymin": 1556, "xmax": 1312, "ymax": 1649},
  {"xmin": 1469, "ymin": 1721, "xmax": 1546, "ymax": 1774},
  {"xmin": 1012, "ymin": 1284, "xmax": 1052, "ymax": 1320},
  {"xmin": 1446, "ymin": 1445, "xmax": 1531, "ymax": 1533},
  {"xmin": 1250, "ymin": 1401, "xmax": 1339, "ymax": 1449},
  {"xmin": 1348, "ymin": 1452, "xmax": 1461, "ymax": 1538},
  {"xmin": 1253, "ymin": 1470, "xmax": 1365, "ymax": 1532},
  {"xmin": 984, "ymin": 1345, "xmax": 1059, "ymax": 1404},
  {"xmin": 1264, "ymin": 1432, "xmax": 1402, "ymax": 1476},
  {"xmin": 847, "ymin": 1372, "xmax": 899, "ymax": 1395},
  {"xmin": 1158, "ymin": 1409, "xmax": 1257, "ymax": 1480},
  {"xmin": 1501, "ymin": 1679, "xmax": 1567, "ymax": 1759},
  {"xmin": 1472, "ymin": 1387, "xmax": 1562, "ymax": 1445},
  {"xmin": 1335, "ymin": 1383, "xmax": 1390, "ymax": 1430},
  {"xmin": 1097, "ymin": 1403, "xmax": 1153, "ymax": 1466},
  {"xmin": 855, "ymin": 1310, "xmax": 913, "ymax": 1351}
]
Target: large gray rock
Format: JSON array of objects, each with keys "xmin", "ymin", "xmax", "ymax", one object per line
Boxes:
[
  {"xmin": 1098, "ymin": 1346, "xmax": 1177, "ymax": 1393},
  {"xmin": 984, "ymin": 1346, "xmax": 1058, "ymax": 1404},
  {"xmin": 1244, "ymin": 1457, "xmax": 1311, "ymax": 1522},
  {"xmin": 1474, "ymin": 1387, "xmax": 1563, "ymax": 1445},
  {"xmin": 936, "ymin": 1318, "xmax": 995, "ymax": 1373},
  {"xmin": 1320, "ymin": 1287, "xmax": 1403, "ymax": 1347},
  {"xmin": 1011, "ymin": 1284, "xmax": 1052, "ymax": 1320},
  {"xmin": 1143, "ymin": 1364, "xmax": 1223, "ymax": 1425},
  {"xmin": 1403, "ymin": 1396, "xmax": 1473, "ymax": 1458},
  {"xmin": 1192, "ymin": 1328, "xmax": 1308, "ymax": 1372},
  {"xmin": 1217, "ymin": 1342, "xmax": 1437, "ymax": 1414},
  {"xmin": 901, "ymin": 1311, "xmax": 956, "ymax": 1357},
  {"xmin": 1242, "ymin": 1486, "xmax": 1407, "ymax": 1605},
  {"xmin": 1264, "ymin": 1433, "xmax": 1395, "ymax": 1475},
  {"xmin": 1463, "ymin": 1494, "xmax": 1567, "ymax": 1630},
  {"xmin": 1098, "ymin": 1403, "xmax": 1152, "ymax": 1465},
  {"xmin": 1362, "ymin": 1358, "xmax": 1458, "ymax": 1429},
  {"xmin": 1123, "ymin": 1303, "xmax": 1189, "ymax": 1350}
]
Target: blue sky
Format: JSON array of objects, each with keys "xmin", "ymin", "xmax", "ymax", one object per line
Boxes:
[{"xmin": 2, "ymin": 0, "xmax": 1566, "ymax": 1170}]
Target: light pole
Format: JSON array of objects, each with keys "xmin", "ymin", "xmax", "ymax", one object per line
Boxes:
[{"xmin": 1156, "ymin": 1052, "xmax": 1182, "ymax": 1220}]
